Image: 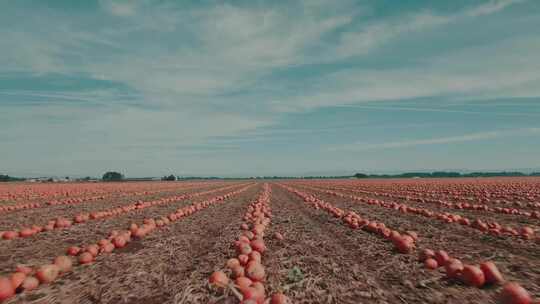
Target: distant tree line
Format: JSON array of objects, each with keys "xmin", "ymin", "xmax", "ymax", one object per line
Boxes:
[
  {"xmin": 177, "ymin": 176, "xmax": 237, "ymax": 180},
  {"xmin": 354, "ymin": 171, "xmax": 539, "ymax": 179},
  {"xmin": 248, "ymin": 176, "xmax": 353, "ymax": 179},
  {"xmin": 3, "ymin": 170, "xmax": 540, "ymax": 183},
  {"xmin": 0, "ymin": 175, "xmax": 25, "ymax": 182}
]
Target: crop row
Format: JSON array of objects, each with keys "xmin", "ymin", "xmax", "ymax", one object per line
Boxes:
[{"xmin": 209, "ymin": 184, "xmax": 289, "ymax": 304}]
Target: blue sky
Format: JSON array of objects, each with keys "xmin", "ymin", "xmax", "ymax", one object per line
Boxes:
[{"xmin": 1, "ymin": 0, "xmax": 539, "ymax": 177}]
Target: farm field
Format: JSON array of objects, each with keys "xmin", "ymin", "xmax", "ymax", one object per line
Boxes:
[{"xmin": 0, "ymin": 178, "xmax": 539, "ymax": 304}]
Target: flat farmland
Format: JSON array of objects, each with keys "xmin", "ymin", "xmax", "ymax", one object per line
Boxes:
[{"xmin": 0, "ymin": 178, "xmax": 539, "ymax": 303}]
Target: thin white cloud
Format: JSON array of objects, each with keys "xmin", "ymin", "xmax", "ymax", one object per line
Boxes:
[
  {"xmin": 321, "ymin": 1, "xmax": 518, "ymax": 61},
  {"xmin": 330, "ymin": 128, "xmax": 540, "ymax": 151},
  {"xmin": 333, "ymin": 105, "xmax": 540, "ymax": 118},
  {"xmin": 465, "ymin": 0, "xmax": 525, "ymax": 17},
  {"xmin": 99, "ymin": 0, "xmax": 139, "ymax": 16},
  {"xmin": 332, "ymin": 0, "xmax": 526, "ymax": 59},
  {"xmin": 0, "ymin": 90, "xmax": 137, "ymax": 103},
  {"xmin": 334, "ymin": 13, "xmax": 449, "ymax": 58}
]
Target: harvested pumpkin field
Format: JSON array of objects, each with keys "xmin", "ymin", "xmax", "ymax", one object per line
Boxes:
[{"xmin": 1, "ymin": 178, "xmax": 539, "ymax": 304}]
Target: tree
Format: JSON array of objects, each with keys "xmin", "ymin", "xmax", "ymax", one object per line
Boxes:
[
  {"xmin": 102, "ymin": 171, "xmax": 124, "ymax": 181},
  {"xmin": 354, "ymin": 173, "xmax": 369, "ymax": 178},
  {"xmin": 162, "ymin": 174, "xmax": 176, "ymax": 181}
]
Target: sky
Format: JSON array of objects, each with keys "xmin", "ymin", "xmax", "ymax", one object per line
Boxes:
[{"xmin": 1, "ymin": 0, "xmax": 540, "ymax": 177}]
